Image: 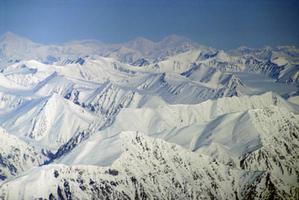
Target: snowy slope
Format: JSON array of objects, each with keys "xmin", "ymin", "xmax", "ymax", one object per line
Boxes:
[
  {"xmin": 1, "ymin": 32, "xmax": 298, "ymax": 84},
  {"xmin": 1, "ymin": 132, "xmax": 296, "ymax": 200},
  {"xmin": 0, "ymin": 94, "xmax": 103, "ymax": 152},
  {"xmin": 49, "ymin": 105, "xmax": 299, "ymax": 199},
  {"xmin": 141, "ymin": 46, "xmax": 299, "ymax": 84},
  {"xmin": 56, "ymin": 92, "xmax": 297, "ymax": 166},
  {"xmin": 0, "ymin": 127, "xmax": 46, "ymax": 182},
  {"xmin": 0, "ymin": 92, "xmax": 30, "ymax": 115},
  {"xmin": 3, "ymin": 57, "xmax": 248, "ymax": 106}
]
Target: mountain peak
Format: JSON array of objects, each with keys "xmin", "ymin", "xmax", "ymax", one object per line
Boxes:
[
  {"xmin": 0, "ymin": 31, "xmax": 34, "ymax": 44},
  {"xmin": 133, "ymin": 36, "xmax": 153, "ymax": 43},
  {"xmin": 1, "ymin": 31, "xmax": 23, "ymax": 41},
  {"xmin": 123, "ymin": 37, "xmax": 156, "ymax": 53},
  {"xmin": 1, "ymin": 31, "xmax": 18, "ymax": 37},
  {"xmin": 161, "ymin": 34, "xmax": 191, "ymax": 43},
  {"xmin": 126, "ymin": 37, "xmax": 155, "ymax": 46}
]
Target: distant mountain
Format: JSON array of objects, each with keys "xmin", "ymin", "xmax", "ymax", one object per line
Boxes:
[
  {"xmin": 144, "ymin": 47, "xmax": 299, "ymax": 84},
  {"xmin": 1, "ymin": 32, "xmax": 298, "ymax": 84},
  {"xmin": 0, "ymin": 32, "xmax": 39, "ymax": 66},
  {"xmin": 0, "ymin": 32, "xmax": 200, "ymax": 67}
]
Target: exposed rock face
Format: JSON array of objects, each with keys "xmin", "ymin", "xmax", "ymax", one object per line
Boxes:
[{"xmin": 1, "ymin": 133, "xmax": 297, "ymax": 199}]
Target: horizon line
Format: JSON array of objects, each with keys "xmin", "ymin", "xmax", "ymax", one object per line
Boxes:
[{"xmin": 0, "ymin": 31, "xmax": 298, "ymax": 51}]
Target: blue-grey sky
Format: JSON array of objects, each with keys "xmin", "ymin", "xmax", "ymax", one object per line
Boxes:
[{"xmin": 0, "ymin": 0, "xmax": 298, "ymax": 49}]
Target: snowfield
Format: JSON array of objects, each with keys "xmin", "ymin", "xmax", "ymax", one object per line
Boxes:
[{"xmin": 0, "ymin": 32, "xmax": 298, "ymax": 199}]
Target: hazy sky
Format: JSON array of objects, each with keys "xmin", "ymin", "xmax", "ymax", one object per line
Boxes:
[{"xmin": 0, "ymin": 0, "xmax": 298, "ymax": 49}]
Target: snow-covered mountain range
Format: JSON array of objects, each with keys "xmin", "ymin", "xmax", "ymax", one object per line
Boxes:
[{"xmin": 0, "ymin": 32, "xmax": 298, "ymax": 199}]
